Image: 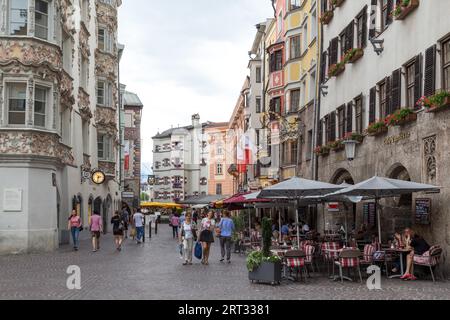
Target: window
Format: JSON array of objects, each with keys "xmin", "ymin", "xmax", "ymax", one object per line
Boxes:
[
  {"xmin": 216, "ymin": 164, "xmax": 223, "ymax": 175},
  {"xmin": 306, "ymin": 130, "xmax": 313, "ymax": 160},
  {"xmin": 278, "ymin": 11, "xmax": 283, "ymax": 35},
  {"xmin": 256, "ymin": 67, "xmax": 262, "ymax": 83},
  {"xmin": 290, "ymin": 35, "xmax": 301, "ymax": 60},
  {"xmin": 98, "ymin": 134, "xmax": 113, "ymax": 160},
  {"xmin": 9, "ymin": 0, "xmax": 28, "ymax": 36},
  {"xmin": 271, "ymin": 97, "xmax": 281, "ymax": 114},
  {"xmin": 216, "ymin": 184, "xmax": 222, "ymax": 195},
  {"xmin": 380, "ymin": 0, "xmax": 393, "ymax": 32},
  {"xmin": 340, "ymin": 29, "xmax": 347, "ymax": 59},
  {"xmin": 290, "ymin": 0, "xmax": 301, "ymax": 10},
  {"xmin": 356, "ymin": 8, "xmax": 367, "ymax": 48},
  {"xmin": 443, "ymin": 38, "xmax": 450, "ymax": 91},
  {"xmin": 34, "ymin": 86, "xmax": 47, "ymax": 127},
  {"xmin": 7, "ymin": 83, "xmax": 27, "ymax": 125},
  {"xmin": 270, "ymin": 50, "xmax": 283, "ymax": 72},
  {"xmin": 337, "ymin": 106, "xmax": 345, "ymax": 139},
  {"xmin": 256, "ymin": 96, "xmax": 262, "ymax": 113},
  {"xmin": 217, "ymin": 144, "xmax": 223, "ymax": 155},
  {"xmin": 60, "ymin": 105, "xmax": 71, "ymax": 145},
  {"xmin": 290, "ymin": 89, "xmax": 300, "ymax": 112},
  {"xmin": 309, "ymin": 71, "xmax": 316, "ymax": 102},
  {"xmin": 98, "ymin": 27, "xmax": 113, "ymax": 53},
  {"xmin": 379, "ymin": 81, "xmax": 387, "ymax": 118},
  {"xmin": 82, "ymin": 120, "xmax": 89, "ymax": 155},
  {"xmin": 35, "ymin": 0, "xmax": 49, "ymax": 40},
  {"xmin": 311, "ymin": 10, "xmax": 317, "ymax": 40},
  {"xmin": 81, "ymin": 0, "xmax": 89, "ymax": 23},
  {"xmin": 406, "ymin": 63, "xmax": 415, "ymax": 108},
  {"xmin": 302, "ymin": 23, "xmax": 308, "ymax": 53},
  {"xmin": 301, "ymin": 80, "xmax": 307, "ymax": 107},
  {"xmin": 282, "ymin": 140, "xmax": 297, "ymax": 165},
  {"xmin": 124, "ymin": 112, "xmax": 133, "ymax": 127},
  {"xmin": 62, "ymin": 31, "xmax": 72, "ymax": 74},
  {"xmin": 80, "ymin": 56, "xmax": 88, "ymax": 89},
  {"xmin": 355, "ymin": 96, "xmax": 363, "ymax": 133},
  {"xmin": 97, "ymin": 81, "xmax": 105, "ymax": 105}
]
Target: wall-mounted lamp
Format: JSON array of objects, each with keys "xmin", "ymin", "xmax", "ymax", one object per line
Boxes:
[
  {"xmin": 370, "ymin": 37, "xmax": 384, "ymax": 55},
  {"xmin": 320, "ymin": 84, "xmax": 329, "ymax": 97}
]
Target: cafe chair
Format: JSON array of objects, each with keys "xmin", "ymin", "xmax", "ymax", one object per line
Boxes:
[
  {"xmin": 284, "ymin": 250, "xmax": 307, "ymax": 282},
  {"xmin": 335, "ymin": 249, "xmax": 363, "ymax": 283},
  {"xmin": 413, "ymin": 245, "xmax": 443, "ymax": 283}
]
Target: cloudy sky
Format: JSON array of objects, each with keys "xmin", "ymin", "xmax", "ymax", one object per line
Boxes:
[{"xmin": 118, "ymin": 0, "xmax": 274, "ymax": 174}]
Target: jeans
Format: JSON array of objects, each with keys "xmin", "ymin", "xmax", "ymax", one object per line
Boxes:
[
  {"xmin": 136, "ymin": 226, "xmax": 144, "ymax": 241},
  {"xmin": 172, "ymin": 226, "xmax": 179, "ymax": 238},
  {"xmin": 71, "ymin": 227, "xmax": 80, "ymax": 248},
  {"xmin": 183, "ymin": 238, "xmax": 194, "ymax": 263},
  {"xmin": 220, "ymin": 236, "xmax": 232, "ymax": 261}
]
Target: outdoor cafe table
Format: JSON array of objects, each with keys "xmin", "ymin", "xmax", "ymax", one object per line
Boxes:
[
  {"xmin": 324, "ymin": 248, "xmax": 362, "ymax": 282},
  {"xmin": 270, "ymin": 248, "xmax": 305, "ymax": 282},
  {"xmin": 384, "ymin": 248, "xmax": 412, "ymax": 279}
]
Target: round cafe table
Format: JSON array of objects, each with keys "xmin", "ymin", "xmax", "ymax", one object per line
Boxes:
[{"xmin": 384, "ymin": 247, "xmax": 412, "ymax": 279}]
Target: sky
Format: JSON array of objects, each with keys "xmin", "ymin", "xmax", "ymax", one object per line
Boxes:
[{"xmin": 118, "ymin": 0, "xmax": 274, "ymax": 176}]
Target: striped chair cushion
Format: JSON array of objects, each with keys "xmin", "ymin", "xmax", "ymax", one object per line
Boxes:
[
  {"xmin": 286, "ymin": 258, "xmax": 305, "ymax": 268},
  {"xmin": 338, "ymin": 257, "xmax": 359, "ymax": 268},
  {"xmin": 304, "ymin": 245, "xmax": 315, "ymax": 263},
  {"xmin": 413, "ymin": 246, "xmax": 441, "ymax": 266},
  {"xmin": 362, "ymin": 244, "xmax": 375, "ymax": 263}
]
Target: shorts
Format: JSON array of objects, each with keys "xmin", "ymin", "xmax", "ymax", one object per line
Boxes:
[{"xmin": 91, "ymin": 231, "xmax": 101, "ymax": 239}]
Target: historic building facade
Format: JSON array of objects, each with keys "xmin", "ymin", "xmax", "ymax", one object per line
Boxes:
[
  {"xmin": 122, "ymin": 90, "xmax": 143, "ymax": 209},
  {"xmin": 317, "ymin": 0, "xmax": 450, "ymax": 270},
  {"xmin": 151, "ymin": 114, "xmax": 212, "ymax": 202},
  {"xmin": 0, "ymin": 0, "xmax": 123, "ymax": 254}
]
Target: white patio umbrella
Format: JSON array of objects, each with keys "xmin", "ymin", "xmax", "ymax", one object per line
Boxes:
[
  {"xmin": 328, "ymin": 176, "xmax": 441, "ymax": 243},
  {"xmin": 258, "ymin": 177, "xmax": 344, "ymax": 248}
]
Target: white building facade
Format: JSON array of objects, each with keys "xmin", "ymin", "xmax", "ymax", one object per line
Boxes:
[{"xmin": 0, "ymin": 0, "xmax": 123, "ymax": 254}]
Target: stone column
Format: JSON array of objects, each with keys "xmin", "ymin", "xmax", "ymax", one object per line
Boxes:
[
  {"xmin": 0, "ymin": 0, "xmax": 7, "ymax": 35},
  {"xmin": 0, "ymin": 72, "xmax": 3, "ymax": 126},
  {"xmin": 28, "ymin": 0, "xmax": 35, "ymax": 37},
  {"xmin": 53, "ymin": 81, "xmax": 59, "ymax": 130},
  {"xmin": 27, "ymin": 77, "xmax": 34, "ymax": 126}
]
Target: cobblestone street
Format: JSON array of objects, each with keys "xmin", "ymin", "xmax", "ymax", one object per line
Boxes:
[{"xmin": 0, "ymin": 226, "xmax": 449, "ymax": 300}]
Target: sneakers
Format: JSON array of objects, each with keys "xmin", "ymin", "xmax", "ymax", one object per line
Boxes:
[
  {"xmin": 220, "ymin": 259, "xmax": 224, "ymax": 263},
  {"xmin": 227, "ymin": 260, "xmax": 231, "ymax": 264}
]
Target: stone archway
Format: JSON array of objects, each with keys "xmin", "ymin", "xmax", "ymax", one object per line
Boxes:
[
  {"xmin": 329, "ymin": 169, "xmax": 356, "ymax": 235},
  {"xmin": 330, "ymin": 169, "xmax": 355, "ymax": 185},
  {"xmin": 387, "ymin": 164, "xmax": 412, "ymax": 207}
]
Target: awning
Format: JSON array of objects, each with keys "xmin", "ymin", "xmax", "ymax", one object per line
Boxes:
[
  {"xmin": 178, "ymin": 195, "xmax": 229, "ymax": 205},
  {"xmin": 140, "ymin": 202, "xmax": 186, "ymax": 209}
]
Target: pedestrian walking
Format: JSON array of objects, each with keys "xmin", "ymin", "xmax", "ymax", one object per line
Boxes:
[
  {"xmin": 171, "ymin": 213, "xmax": 180, "ymax": 239},
  {"xmin": 90, "ymin": 211, "xmax": 103, "ymax": 252},
  {"xmin": 133, "ymin": 208, "xmax": 145, "ymax": 244},
  {"xmin": 179, "ymin": 212, "xmax": 197, "ymax": 265},
  {"xmin": 111, "ymin": 211, "xmax": 124, "ymax": 251},
  {"xmin": 199, "ymin": 211, "xmax": 216, "ymax": 265},
  {"xmin": 154, "ymin": 210, "xmax": 161, "ymax": 234},
  {"xmin": 217, "ymin": 210, "xmax": 235, "ymax": 263},
  {"xmin": 121, "ymin": 207, "xmax": 129, "ymax": 239},
  {"xmin": 67, "ymin": 210, "xmax": 82, "ymax": 251}
]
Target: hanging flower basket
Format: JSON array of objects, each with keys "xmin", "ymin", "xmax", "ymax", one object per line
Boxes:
[
  {"xmin": 331, "ymin": 0, "xmax": 345, "ymax": 8},
  {"xmin": 417, "ymin": 92, "xmax": 450, "ymax": 113},
  {"xmin": 320, "ymin": 11, "xmax": 334, "ymax": 25},
  {"xmin": 345, "ymin": 48, "xmax": 364, "ymax": 64},
  {"xmin": 329, "ymin": 140, "xmax": 345, "ymax": 152},
  {"xmin": 385, "ymin": 108, "xmax": 417, "ymax": 126},
  {"xmin": 367, "ymin": 121, "xmax": 388, "ymax": 136},
  {"xmin": 427, "ymin": 97, "xmax": 450, "ymax": 113},
  {"xmin": 314, "ymin": 145, "xmax": 330, "ymax": 156},
  {"xmin": 393, "ymin": 0, "xmax": 420, "ymax": 21},
  {"xmin": 328, "ymin": 63, "xmax": 345, "ymax": 77}
]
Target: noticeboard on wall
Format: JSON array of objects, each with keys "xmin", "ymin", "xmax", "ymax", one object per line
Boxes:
[
  {"xmin": 415, "ymin": 198, "xmax": 431, "ymax": 225},
  {"xmin": 363, "ymin": 202, "xmax": 376, "ymax": 227}
]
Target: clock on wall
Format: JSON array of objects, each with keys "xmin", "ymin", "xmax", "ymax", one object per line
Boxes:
[{"xmin": 91, "ymin": 170, "xmax": 106, "ymax": 185}]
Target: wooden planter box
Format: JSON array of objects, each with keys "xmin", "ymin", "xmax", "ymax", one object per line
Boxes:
[
  {"xmin": 321, "ymin": 11, "xmax": 334, "ymax": 25},
  {"xmin": 333, "ymin": 0, "xmax": 345, "ymax": 7},
  {"xmin": 348, "ymin": 49, "xmax": 364, "ymax": 63},
  {"xmin": 329, "ymin": 64, "xmax": 345, "ymax": 78},
  {"xmin": 368, "ymin": 126, "xmax": 388, "ymax": 137},
  {"xmin": 394, "ymin": 113, "xmax": 417, "ymax": 125},
  {"xmin": 394, "ymin": 0, "xmax": 419, "ymax": 20},
  {"xmin": 331, "ymin": 144, "xmax": 345, "ymax": 152},
  {"xmin": 427, "ymin": 97, "xmax": 450, "ymax": 113},
  {"xmin": 249, "ymin": 261, "xmax": 282, "ymax": 285}
]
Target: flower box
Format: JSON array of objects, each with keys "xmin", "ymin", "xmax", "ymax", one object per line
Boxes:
[
  {"xmin": 368, "ymin": 125, "xmax": 388, "ymax": 137},
  {"xmin": 314, "ymin": 146, "xmax": 330, "ymax": 156},
  {"xmin": 249, "ymin": 261, "xmax": 282, "ymax": 285},
  {"xmin": 330, "ymin": 142, "xmax": 345, "ymax": 152},
  {"xmin": 394, "ymin": 112, "xmax": 417, "ymax": 125},
  {"xmin": 394, "ymin": 0, "xmax": 419, "ymax": 21},
  {"xmin": 427, "ymin": 96, "xmax": 450, "ymax": 113},
  {"xmin": 328, "ymin": 63, "xmax": 345, "ymax": 78},
  {"xmin": 347, "ymin": 48, "xmax": 364, "ymax": 64},
  {"xmin": 320, "ymin": 11, "xmax": 334, "ymax": 25},
  {"xmin": 332, "ymin": 0, "xmax": 345, "ymax": 8},
  {"xmin": 343, "ymin": 132, "xmax": 364, "ymax": 143}
]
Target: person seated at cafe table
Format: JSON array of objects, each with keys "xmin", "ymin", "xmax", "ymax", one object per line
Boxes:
[
  {"xmin": 391, "ymin": 230, "xmax": 407, "ymax": 274},
  {"xmin": 281, "ymin": 221, "xmax": 290, "ymax": 242},
  {"xmin": 401, "ymin": 228, "xmax": 430, "ymax": 281}
]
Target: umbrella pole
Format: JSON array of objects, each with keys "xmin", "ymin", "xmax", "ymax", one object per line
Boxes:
[
  {"xmin": 377, "ymin": 197, "xmax": 382, "ymax": 246},
  {"xmin": 344, "ymin": 206, "xmax": 348, "ymax": 246},
  {"xmin": 296, "ymin": 199, "xmax": 300, "ymax": 250},
  {"xmin": 278, "ymin": 210, "xmax": 282, "ymax": 244}
]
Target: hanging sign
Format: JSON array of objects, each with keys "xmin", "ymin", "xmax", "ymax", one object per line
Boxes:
[{"xmin": 415, "ymin": 198, "xmax": 431, "ymax": 225}]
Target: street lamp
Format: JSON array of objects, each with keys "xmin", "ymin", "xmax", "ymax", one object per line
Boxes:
[{"xmin": 342, "ymin": 140, "xmax": 359, "ymax": 161}]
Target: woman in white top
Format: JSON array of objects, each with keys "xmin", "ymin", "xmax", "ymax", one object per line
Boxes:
[
  {"xmin": 199, "ymin": 211, "xmax": 216, "ymax": 265},
  {"xmin": 179, "ymin": 212, "xmax": 197, "ymax": 265}
]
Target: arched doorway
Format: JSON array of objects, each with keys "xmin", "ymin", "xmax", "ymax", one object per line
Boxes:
[
  {"xmin": 331, "ymin": 169, "xmax": 355, "ymax": 185},
  {"xmin": 330, "ymin": 169, "xmax": 356, "ymax": 235},
  {"xmin": 387, "ymin": 164, "xmax": 412, "ymax": 207},
  {"xmin": 88, "ymin": 196, "xmax": 94, "ymax": 225},
  {"xmin": 93, "ymin": 197, "xmax": 102, "ymax": 215},
  {"xmin": 103, "ymin": 195, "xmax": 112, "ymax": 234}
]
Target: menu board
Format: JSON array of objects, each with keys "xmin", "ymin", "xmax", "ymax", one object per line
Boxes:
[
  {"xmin": 415, "ymin": 198, "xmax": 431, "ymax": 225},
  {"xmin": 363, "ymin": 203, "xmax": 377, "ymax": 227}
]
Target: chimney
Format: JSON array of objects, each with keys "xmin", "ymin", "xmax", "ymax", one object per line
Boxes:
[{"xmin": 192, "ymin": 113, "xmax": 200, "ymax": 127}]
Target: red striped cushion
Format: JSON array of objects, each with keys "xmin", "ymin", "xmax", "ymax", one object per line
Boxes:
[
  {"xmin": 304, "ymin": 245, "xmax": 315, "ymax": 263},
  {"xmin": 363, "ymin": 244, "xmax": 375, "ymax": 263},
  {"xmin": 339, "ymin": 257, "xmax": 359, "ymax": 268},
  {"xmin": 286, "ymin": 258, "xmax": 305, "ymax": 268}
]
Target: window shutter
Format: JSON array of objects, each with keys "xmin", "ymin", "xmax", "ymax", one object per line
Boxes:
[
  {"xmin": 320, "ymin": 50, "xmax": 327, "ymax": 83},
  {"xmin": 369, "ymin": 87, "xmax": 376, "ymax": 124},
  {"xmin": 325, "ymin": 115, "xmax": 330, "ymax": 143},
  {"xmin": 346, "ymin": 103, "xmax": 353, "ymax": 134},
  {"xmin": 386, "ymin": 0, "xmax": 393, "ymax": 26},
  {"xmin": 321, "ymin": 0, "xmax": 328, "ymax": 13},
  {"xmin": 346, "ymin": 21, "xmax": 354, "ymax": 52},
  {"xmin": 318, "ymin": 119, "xmax": 323, "ymax": 146},
  {"xmin": 414, "ymin": 54, "xmax": 423, "ymax": 108},
  {"xmin": 330, "ymin": 111, "xmax": 336, "ymax": 142},
  {"xmin": 386, "ymin": 77, "xmax": 391, "ymax": 116},
  {"xmin": 391, "ymin": 69, "xmax": 401, "ymax": 112},
  {"xmin": 424, "ymin": 45, "xmax": 436, "ymax": 97},
  {"xmin": 362, "ymin": 6, "xmax": 368, "ymax": 48},
  {"xmin": 330, "ymin": 37, "xmax": 338, "ymax": 65},
  {"xmin": 369, "ymin": 0, "xmax": 377, "ymax": 38}
]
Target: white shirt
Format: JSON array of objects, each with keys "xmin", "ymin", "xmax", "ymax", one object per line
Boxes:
[
  {"xmin": 302, "ymin": 224, "xmax": 310, "ymax": 232},
  {"xmin": 133, "ymin": 212, "xmax": 144, "ymax": 227}
]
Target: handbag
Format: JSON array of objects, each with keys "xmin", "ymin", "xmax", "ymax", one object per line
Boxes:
[
  {"xmin": 79, "ymin": 225, "xmax": 84, "ymax": 232},
  {"xmin": 130, "ymin": 227, "xmax": 137, "ymax": 237},
  {"xmin": 194, "ymin": 242, "xmax": 202, "ymax": 260}
]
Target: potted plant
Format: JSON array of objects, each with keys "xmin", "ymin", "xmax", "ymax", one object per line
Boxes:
[
  {"xmin": 385, "ymin": 108, "xmax": 417, "ymax": 126},
  {"xmin": 328, "ymin": 62, "xmax": 345, "ymax": 77},
  {"xmin": 320, "ymin": 10, "xmax": 334, "ymax": 25},
  {"xmin": 232, "ymin": 214, "xmax": 245, "ymax": 253},
  {"xmin": 247, "ymin": 217, "xmax": 282, "ymax": 285},
  {"xmin": 344, "ymin": 48, "xmax": 364, "ymax": 64},
  {"xmin": 343, "ymin": 132, "xmax": 364, "ymax": 143},
  {"xmin": 314, "ymin": 145, "xmax": 330, "ymax": 156},
  {"xmin": 392, "ymin": 0, "xmax": 420, "ymax": 20},
  {"xmin": 367, "ymin": 120, "xmax": 388, "ymax": 136},
  {"xmin": 417, "ymin": 91, "xmax": 450, "ymax": 113},
  {"xmin": 331, "ymin": 0, "xmax": 345, "ymax": 8},
  {"xmin": 329, "ymin": 140, "xmax": 345, "ymax": 152}
]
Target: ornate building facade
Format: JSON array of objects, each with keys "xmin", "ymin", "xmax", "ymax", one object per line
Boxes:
[{"xmin": 0, "ymin": 0, "xmax": 123, "ymax": 253}]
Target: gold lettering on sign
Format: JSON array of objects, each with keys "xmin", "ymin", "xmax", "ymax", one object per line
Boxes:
[{"xmin": 384, "ymin": 132, "xmax": 411, "ymax": 145}]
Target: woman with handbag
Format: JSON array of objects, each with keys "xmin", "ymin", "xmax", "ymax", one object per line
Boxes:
[
  {"xmin": 199, "ymin": 211, "xmax": 216, "ymax": 265},
  {"xmin": 179, "ymin": 212, "xmax": 197, "ymax": 265},
  {"xmin": 67, "ymin": 210, "xmax": 82, "ymax": 251},
  {"xmin": 111, "ymin": 211, "xmax": 124, "ymax": 251}
]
